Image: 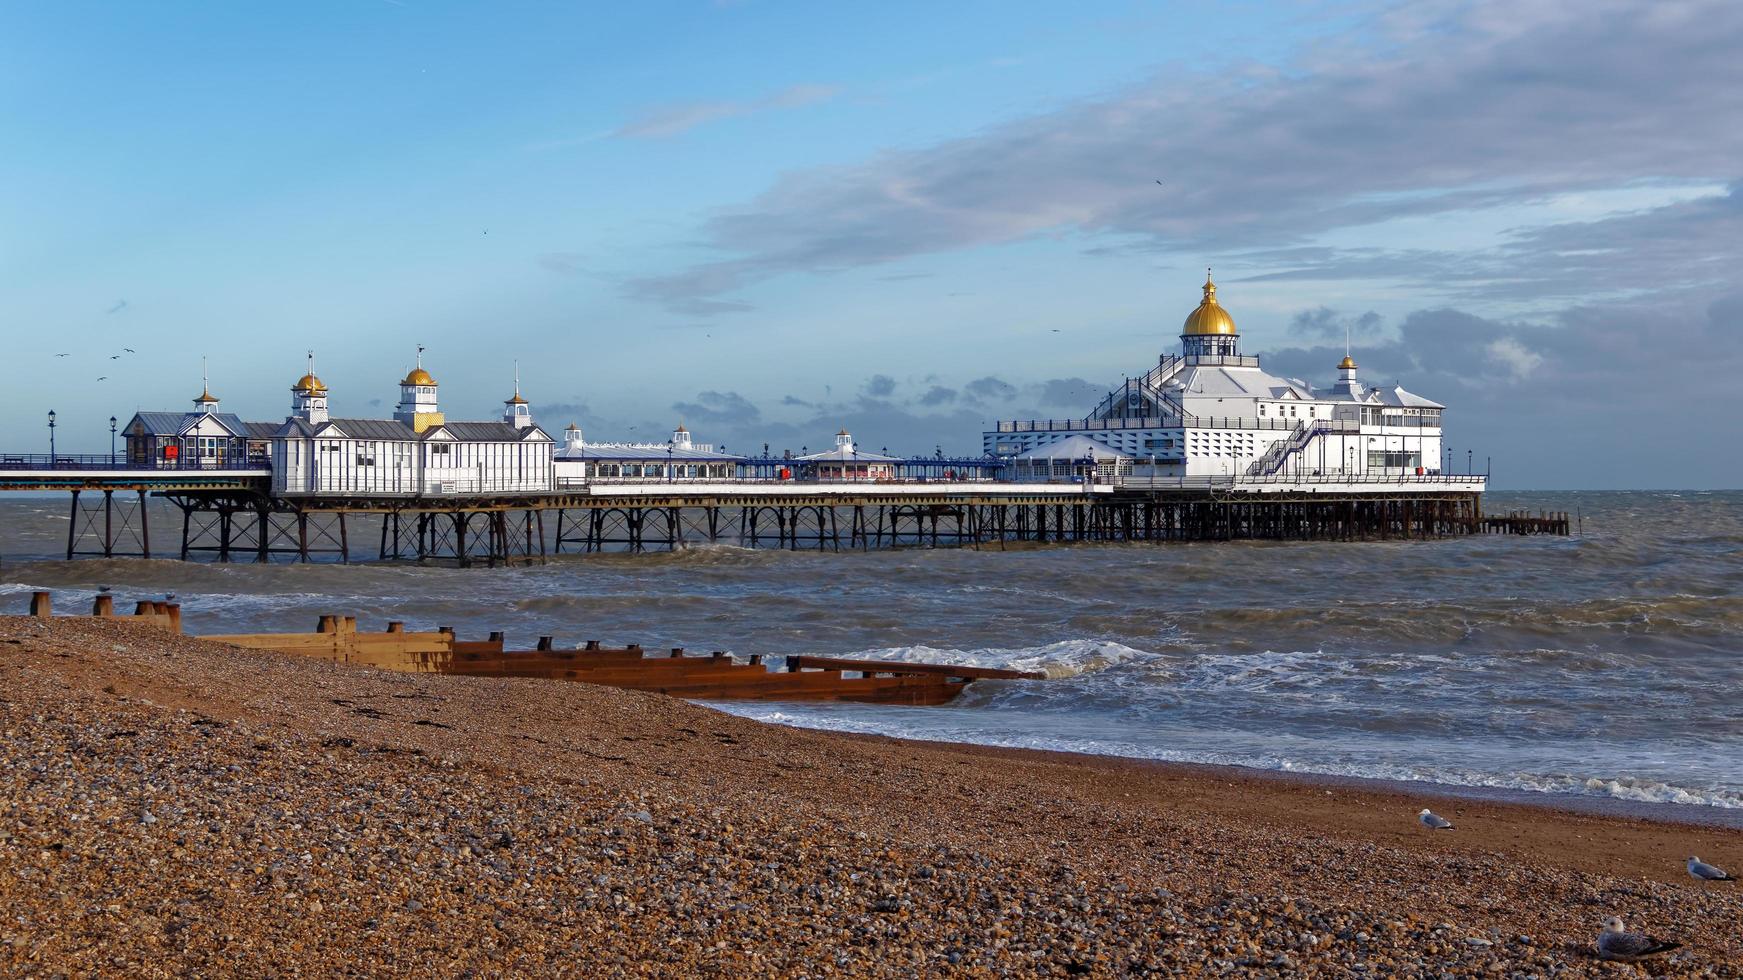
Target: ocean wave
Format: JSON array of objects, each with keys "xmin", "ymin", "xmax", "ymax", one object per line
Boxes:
[{"xmin": 715, "ymin": 706, "xmax": 1743, "ymax": 809}]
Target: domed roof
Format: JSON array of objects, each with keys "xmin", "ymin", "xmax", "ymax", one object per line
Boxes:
[
  {"xmin": 194, "ymin": 387, "xmax": 218, "ymax": 403},
  {"xmin": 293, "ymin": 373, "xmax": 327, "ymax": 394},
  {"xmin": 1182, "ymin": 272, "xmax": 1238, "ymax": 336},
  {"xmin": 505, "ymin": 392, "xmax": 528, "ymax": 405},
  {"xmin": 1338, "ymin": 355, "xmax": 1357, "ymax": 370},
  {"xmin": 402, "ymin": 367, "xmax": 437, "ymax": 386}
]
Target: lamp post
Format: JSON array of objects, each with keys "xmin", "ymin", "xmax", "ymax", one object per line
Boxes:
[
  {"xmin": 47, "ymin": 410, "xmax": 56, "ymax": 466},
  {"xmin": 110, "ymin": 416, "xmax": 118, "ymax": 465},
  {"xmin": 666, "ymin": 441, "xmax": 674, "ymax": 484},
  {"xmin": 1468, "ymin": 450, "xmax": 1473, "ymax": 475}
]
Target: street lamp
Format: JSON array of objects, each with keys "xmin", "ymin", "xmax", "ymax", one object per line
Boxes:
[
  {"xmin": 665, "ymin": 441, "xmax": 674, "ymax": 484},
  {"xmin": 110, "ymin": 416, "xmax": 118, "ymax": 465},
  {"xmin": 1467, "ymin": 450, "xmax": 1473, "ymax": 475},
  {"xmin": 47, "ymin": 410, "xmax": 56, "ymax": 465}
]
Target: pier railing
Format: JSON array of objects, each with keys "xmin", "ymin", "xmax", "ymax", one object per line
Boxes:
[{"xmin": 0, "ymin": 453, "xmax": 271, "ymax": 472}]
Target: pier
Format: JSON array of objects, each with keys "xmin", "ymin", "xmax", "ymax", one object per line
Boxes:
[{"xmin": 0, "ymin": 454, "xmax": 1506, "ymax": 564}]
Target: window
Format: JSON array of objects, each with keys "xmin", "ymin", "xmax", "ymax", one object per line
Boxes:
[
  {"xmin": 430, "ymin": 444, "xmax": 451, "ymax": 456},
  {"xmin": 1258, "ymin": 404, "xmax": 1266, "ymax": 416},
  {"xmin": 357, "ymin": 454, "xmax": 376, "ymax": 466},
  {"xmin": 1366, "ymin": 451, "xmax": 1421, "ymax": 468}
]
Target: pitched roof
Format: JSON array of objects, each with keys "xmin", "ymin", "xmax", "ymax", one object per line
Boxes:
[
  {"xmin": 242, "ymin": 421, "xmax": 281, "ymax": 439},
  {"xmin": 1014, "ymin": 434, "xmax": 1133, "ymax": 460},
  {"xmin": 437, "ymin": 421, "xmax": 553, "ymax": 442},
  {"xmin": 320, "ymin": 418, "xmax": 418, "ymax": 441}
]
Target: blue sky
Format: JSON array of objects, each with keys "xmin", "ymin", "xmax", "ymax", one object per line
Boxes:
[{"xmin": 3, "ymin": 1, "xmax": 1740, "ymax": 487}]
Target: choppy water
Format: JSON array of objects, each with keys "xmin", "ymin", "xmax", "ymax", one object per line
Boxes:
[{"xmin": 2, "ymin": 491, "xmax": 1740, "ymax": 814}]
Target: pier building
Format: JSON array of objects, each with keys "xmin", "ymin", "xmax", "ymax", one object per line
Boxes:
[
  {"xmin": 270, "ymin": 355, "xmax": 554, "ymax": 497},
  {"xmin": 553, "ymin": 423, "xmax": 744, "ymax": 484},
  {"xmin": 985, "ymin": 273, "xmax": 1445, "ymax": 481},
  {"xmin": 123, "ymin": 381, "xmax": 276, "ymax": 469},
  {"xmin": 795, "ymin": 429, "xmax": 901, "ymax": 481}
]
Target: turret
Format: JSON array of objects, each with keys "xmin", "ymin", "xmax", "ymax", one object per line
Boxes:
[
  {"xmin": 394, "ymin": 346, "xmax": 443, "ymax": 433},
  {"xmin": 193, "ymin": 358, "xmax": 219, "ymax": 415},
  {"xmin": 1330, "ymin": 353, "xmax": 1365, "ymax": 400},
  {"xmin": 291, "ymin": 352, "xmax": 329, "ymax": 425},
  {"xmin": 672, "ymin": 422, "xmax": 692, "ymax": 451},
  {"xmin": 835, "ymin": 428, "xmax": 854, "ymax": 451},
  {"xmin": 503, "ymin": 365, "xmax": 532, "ymax": 430},
  {"xmin": 563, "ymin": 422, "xmax": 584, "ymax": 454}
]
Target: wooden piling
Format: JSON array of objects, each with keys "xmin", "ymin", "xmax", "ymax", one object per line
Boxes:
[
  {"xmin": 29, "ymin": 591, "xmax": 51, "ymax": 618},
  {"xmin": 92, "ymin": 594, "xmax": 114, "ymax": 617}
]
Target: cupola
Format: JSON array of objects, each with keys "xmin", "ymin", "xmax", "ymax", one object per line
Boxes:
[
  {"xmin": 395, "ymin": 347, "xmax": 444, "ymax": 433},
  {"xmin": 1180, "ymin": 270, "xmax": 1241, "ymax": 360}
]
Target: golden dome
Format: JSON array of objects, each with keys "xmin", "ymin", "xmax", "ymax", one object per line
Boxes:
[
  {"xmin": 293, "ymin": 374, "xmax": 327, "ymax": 394},
  {"xmin": 195, "ymin": 388, "xmax": 218, "ymax": 403},
  {"xmin": 505, "ymin": 393, "xmax": 528, "ymax": 405},
  {"xmin": 403, "ymin": 367, "xmax": 437, "ymax": 386},
  {"xmin": 1182, "ymin": 272, "xmax": 1238, "ymax": 336},
  {"xmin": 1338, "ymin": 355, "xmax": 1357, "ymax": 370}
]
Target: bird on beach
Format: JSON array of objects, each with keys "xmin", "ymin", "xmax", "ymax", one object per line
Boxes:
[
  {"xmin": 1596, "ymin": 916, "xmax": 1681, "ymax": 962},
  {"xmin": 1687, "ymin": 856, "xmax": 1735, "ymax": 881},
  {"xmin": 1417, "ymin": 808, "xmax": 1454, "ymax": 830}
]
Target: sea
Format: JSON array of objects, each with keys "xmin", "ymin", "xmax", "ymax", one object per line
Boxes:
[{"xmin": 3, "ymin": 491, "xmax": 1739, "ymax": 819}]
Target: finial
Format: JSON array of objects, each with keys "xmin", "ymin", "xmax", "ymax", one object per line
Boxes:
[
  {"xmin": 416, "ymin": 344, "xmax": 424, "ymax": 368},
  {"xmin": 307, "ymin": 350, "xmax": 316, "ymax": 375},
  {"xmin": 513, "ymin": 359, "xmax": 521, "ymax": 398},
  {"xmin": 201, "ymin": 355, "xmax": 208, "ymax": 392},
  {"xmin": 1203, "ymin": 267, "xmax": 1216, "ymax": 300}
]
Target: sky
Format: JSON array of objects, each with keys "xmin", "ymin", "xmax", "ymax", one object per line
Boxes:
[{"xmin": 2, "ymin": 0, "xmax": 1739, "ymax": 488}]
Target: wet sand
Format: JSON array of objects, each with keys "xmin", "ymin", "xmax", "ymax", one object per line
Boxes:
[{"xmin": 2, "ymin": 616, "xmax": 1739, "ymax": 976}]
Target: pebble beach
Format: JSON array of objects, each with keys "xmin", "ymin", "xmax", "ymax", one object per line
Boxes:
[{"xmin": 3, "ymin": 616, "xmax": 1740, "ymax": 977}]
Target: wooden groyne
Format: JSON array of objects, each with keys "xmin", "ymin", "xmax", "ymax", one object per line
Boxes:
[{"xmin": 16, "ymin": 592, "xmax": 1040, "ymax": 706}]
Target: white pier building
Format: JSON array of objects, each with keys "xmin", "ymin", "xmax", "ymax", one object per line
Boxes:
[
  {"xmin": 985, "ymin": 274, "xmax": 1447, "ymax": 482},
  {"xmin": 270, "ymin": 355, "xmax": 554, "ymax": 496}
]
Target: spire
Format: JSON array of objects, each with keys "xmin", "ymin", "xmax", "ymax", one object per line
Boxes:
[{"xmin": 194, "ymin": 356, "xmax": 218, "ymax": 409}]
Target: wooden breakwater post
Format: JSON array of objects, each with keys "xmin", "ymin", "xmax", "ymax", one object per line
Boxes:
[{"xmin": 17, "ymin": 590, "xmax": 179, "ymax": 630}]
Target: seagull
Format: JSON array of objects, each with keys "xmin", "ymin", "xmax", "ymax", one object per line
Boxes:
[
  {"xmin": 98, "ymin": 586, "xmax": 111, "ymax": 593},
  {"xmin": 96, "ymin": 376, "xmax": 107, "ymax": 381},
  {"xmin": 123, "ymin": 348, "xmax": 136, "ymax": 353},
  {"xmin": 1417, "ymin": 808, "xmax": 1453, "ymax": 830},
  {"xmin": 1688, "ymin": 856, "xmax": 1736, "ymax": 881},
  {"xmin": 110, "ymin": 355, "xmax": 121, "ymax": 359},
  {"xmin": 1596, "ymin": 916, "xmax": 1681, "ymax": 962},
  {"xmin": 55, "ymin": 353, "xmax": 69, "ymax": 357}
]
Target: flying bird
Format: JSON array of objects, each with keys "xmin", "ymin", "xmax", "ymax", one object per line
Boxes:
[
  {"xmin": 55, "ymin": 353, "xmax": 69, "ymax": 357},
  {"xmin": 123, "ymin": 348, "xmax": 136, "ymax": 354},
  {"xmin": 1596, "ymin": 916, "xmax": 1681, "ymax": 962},
  {"xmin": 110, "ymin": 355, "xmax": 121, "ymax": 359},
  {"xmin": 1688, "ymin": 856, "xmax": 1736, "ymax": 881},
  {"xmin": 1417, "ymin": 808, "xmax": 1453, "ymax": 830},
  {"xmin": 96, "ymin": 376, "xmax": 107, "ymax": 381},
  {"xmin": 107, "ymin": 300, "xmax": 128, "ymax": 314},
  {"xmin": 1155, "ymin": 179, "xmax": 1164, "ymax": 185}
]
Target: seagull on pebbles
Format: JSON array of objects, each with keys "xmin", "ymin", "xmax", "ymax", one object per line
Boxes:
[
  {"xmin": 1687, "ymin": 856, "xmax": 1735, "ymax": 881},
  {"xmin": 1596, "ymin": 916, "xmax": 1681, "ymax": 962},
  {"xmin": 1417, "ymin": 808, "xmax": 1454, "ymax": 830}
]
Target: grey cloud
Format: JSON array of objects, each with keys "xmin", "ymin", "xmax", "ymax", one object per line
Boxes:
[
  {"xmin": 669, "ymin": 390, "xmax": 762, "ymax": 427},
  {"xmin": 964, "ymin": 376, "xmax": 1016, "ymax": 402},
  {"xmin": 626, "ymin": 1, "xmax": 1743, "ymax": 312},
  {"xmin": 1289, "ymin": 308, "xmax": 1384, "ymax": 340},
  {"xmin": 613, "ymin": 83, "xmax": 839, "ymax": 140},
  {"xmin": 1033, "ymin": 377, "xmax": 1101, "ymax": 407},
  {"xmin": 863, "ymin": 374, "xmax": 897, "ymax": 398},
  {"xmin": 918, "ymin": 385, "xmax": 957, "ymax": 406}
]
